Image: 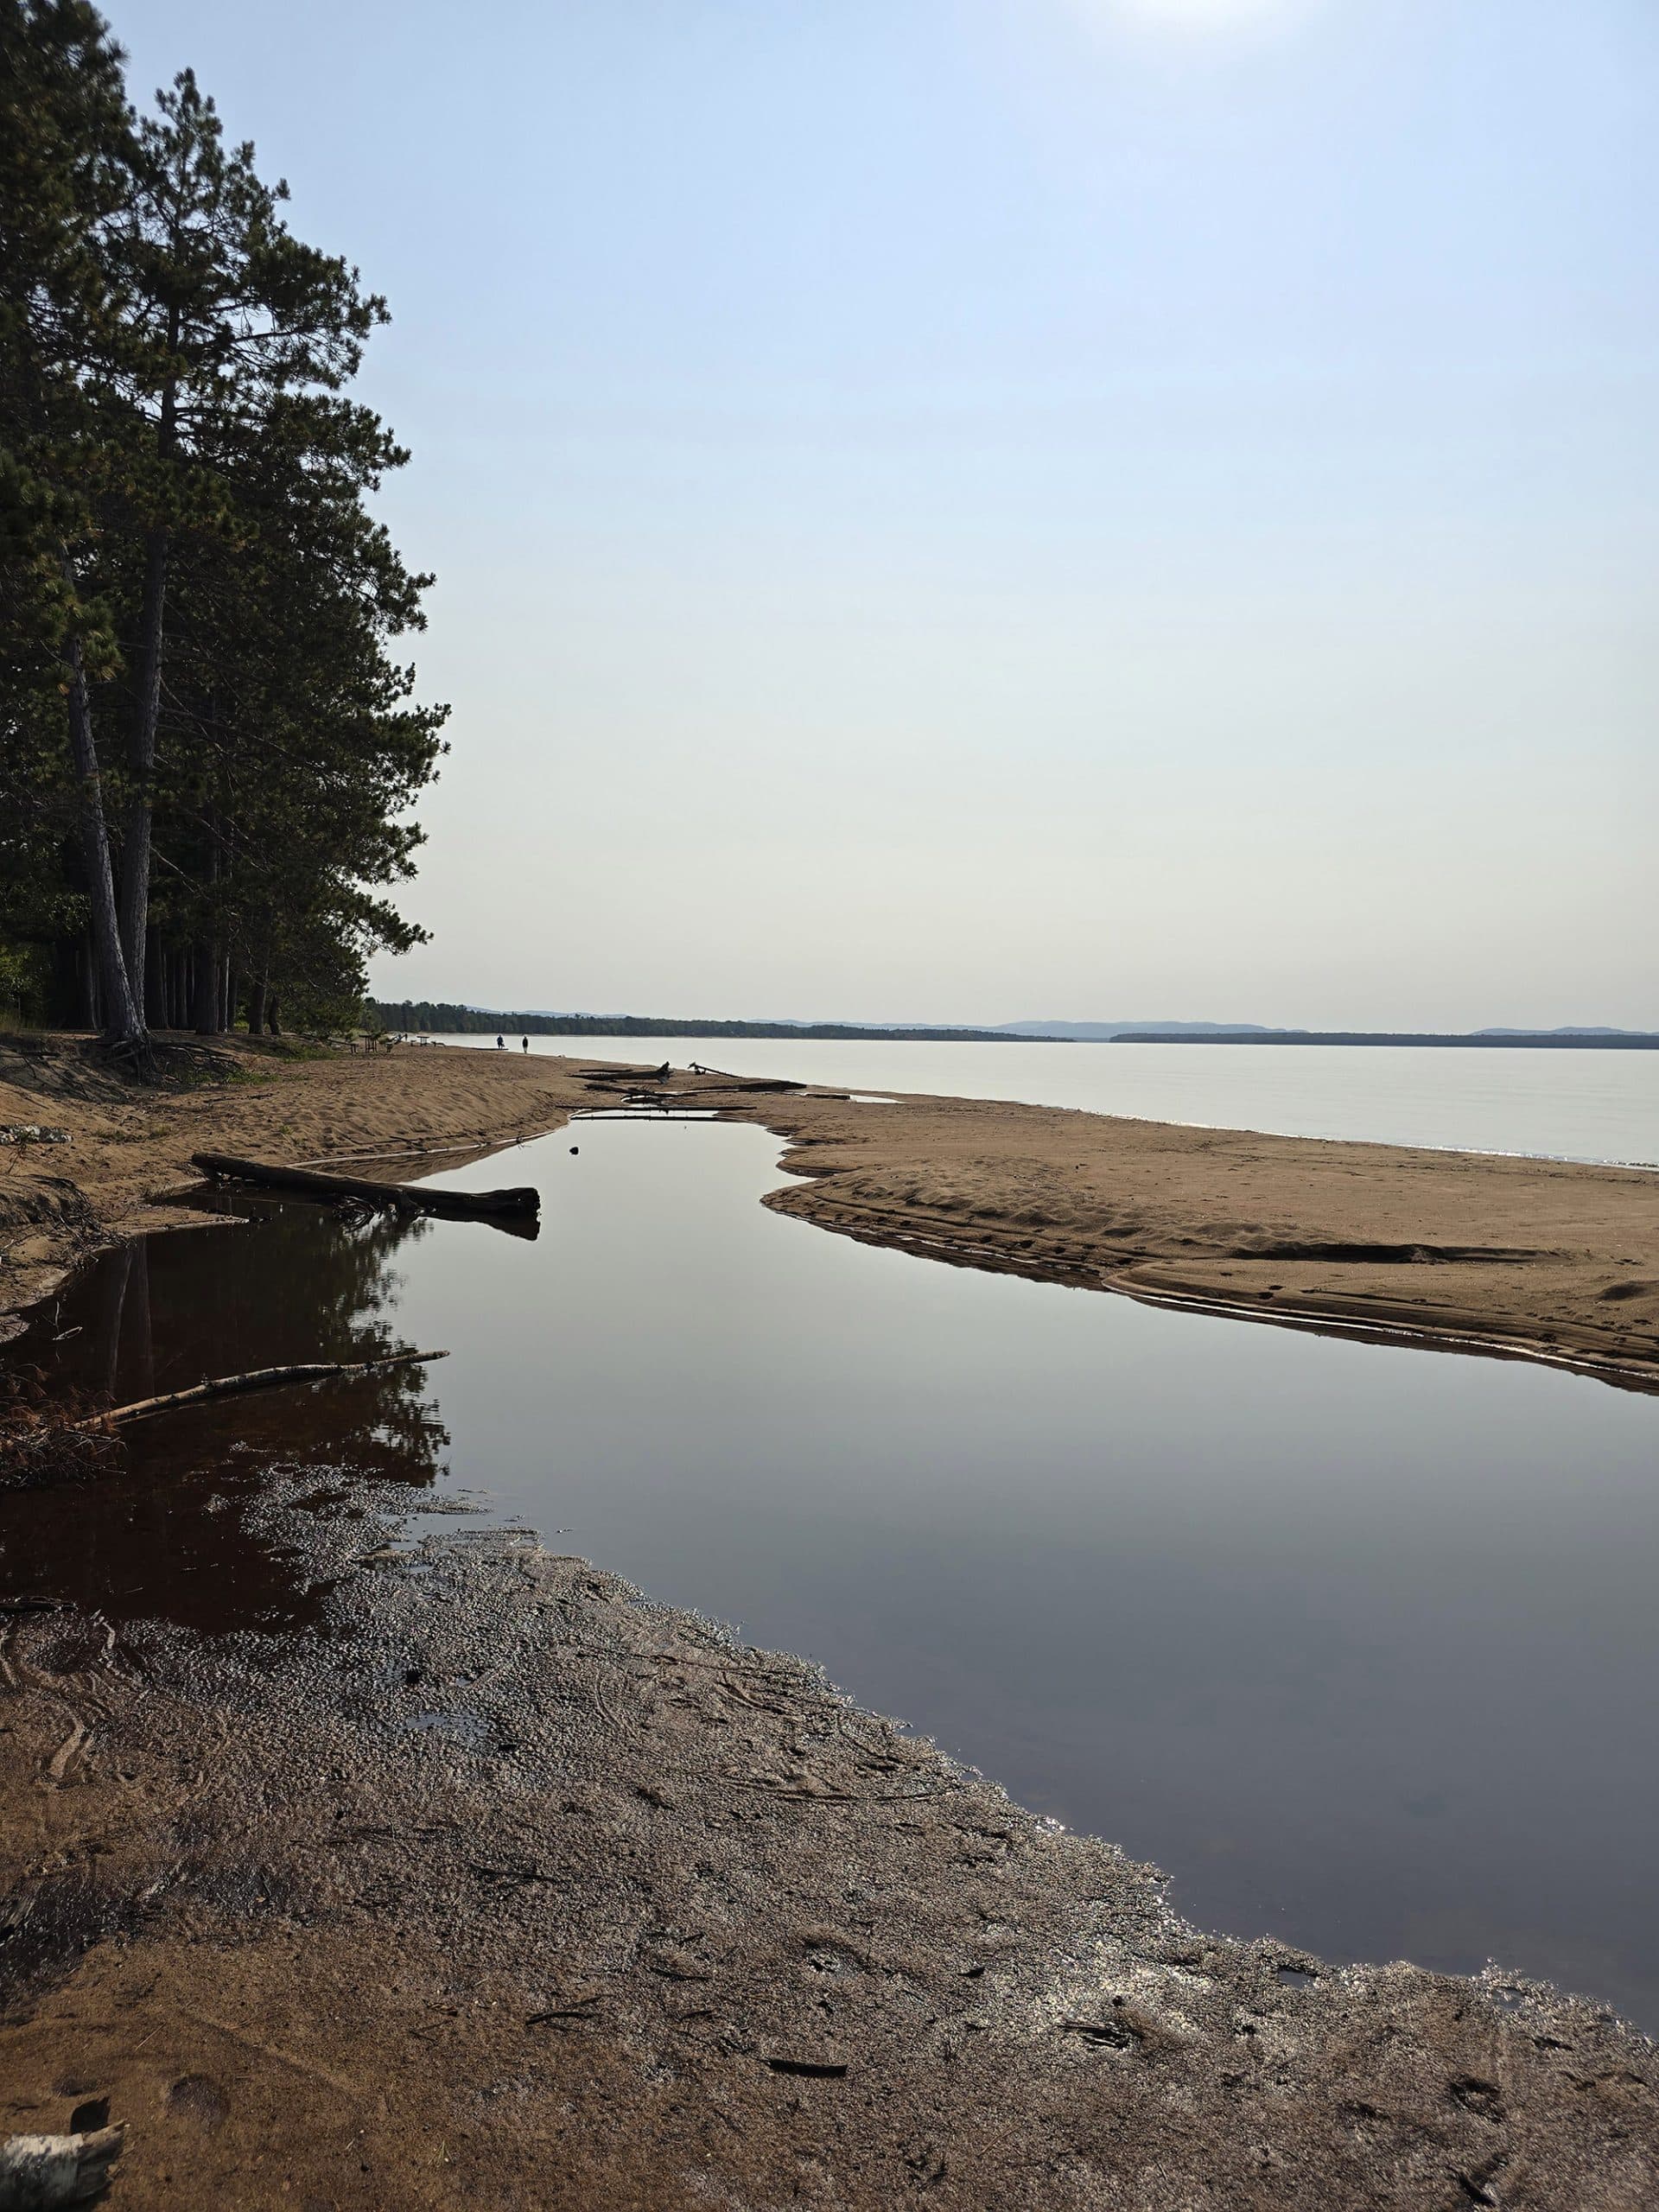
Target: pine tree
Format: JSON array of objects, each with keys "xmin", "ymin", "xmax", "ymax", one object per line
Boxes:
[
  {"xmin": 1, "ymin": 3, "xmax": 447, "ymax": 1055},
  {"xmin": 0, "ymin": 0, "xmax": 145, "ymax": 1050},
  {"xmin": 103, "ymin": 67, "xmax": 390, "ymax": 1022}
]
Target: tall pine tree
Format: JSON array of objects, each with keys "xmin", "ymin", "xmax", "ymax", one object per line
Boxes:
[{"xmin": 1, "ymin": 2, "xmax": 447, "ymax": 1055}]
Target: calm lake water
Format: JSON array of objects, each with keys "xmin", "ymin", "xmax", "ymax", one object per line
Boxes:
[
  {"xmin": 431, "ymin": 1033, "xmax": 1659, "ymax": 1166},
  {"xmin": 10, "ymin": 1115, "xmax": 1659, "ymax": 2031}
]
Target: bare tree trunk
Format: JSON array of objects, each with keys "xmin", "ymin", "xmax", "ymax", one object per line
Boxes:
[
  {"xmin": 118, "ymin": 357, "xmax": 177, "ymax": 1011},
  {"xmin": 143, "ymin": 925, "xmax": 166, "ymax": 1030},
  {"xmin": 247, "ymin": 973, "xmax": 267, "ymax": 1036},
  {"xmin": 118, "ymin": 524, "xmax": 167, "ymax": 1007},
  {"xmin": 192, "ymin": 939, "xmax": 219, "ymax": 1034},
  {"xmin": 194, "ymin": 825, "xmax": 221, "ymax": 1034},
  {"xmin": 61, "ymin": 614, "xmax": 144, "ymax": 1053}
]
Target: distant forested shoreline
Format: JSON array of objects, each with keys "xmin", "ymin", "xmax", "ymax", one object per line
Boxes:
[
  {"xmin": 3, "ymin": 3, "xmax": 445, "ymax": 1059},
  {"xmin": 369, "ymin": 1002, "xmax": 1019, "ymax": 1043}
]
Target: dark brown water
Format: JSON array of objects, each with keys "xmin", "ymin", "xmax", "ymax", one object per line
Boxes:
[{"xmin": 7, "ymin": 1117, "xmax": 1659, "ymax": 2028}]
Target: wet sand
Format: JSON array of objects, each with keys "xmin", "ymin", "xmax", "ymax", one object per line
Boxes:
[
  {"xmin": 3, "ymin": 1491, "xmax": 1656, "ymax": 2209},
  {"xmin": 3, "ymin": 1037, "xmax": 1658, "ymax": 2202}
]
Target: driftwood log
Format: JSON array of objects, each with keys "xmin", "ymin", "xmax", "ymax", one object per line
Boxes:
[
  {"xmin": 0, "ymin": 2124, "xmax": 125, "ymax": 2208},
  {"xmin": 192, "ymin": 1153, "xmax": 538, "ymax": 1219},
  {"xmin": 74, "ymin": 1348, "xmax": 448, "ymax": 1430}
]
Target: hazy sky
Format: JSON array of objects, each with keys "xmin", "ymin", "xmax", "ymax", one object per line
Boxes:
[{"xmin": 118, "ymin": 0, "xmax": 1656, "ymax": 1026}]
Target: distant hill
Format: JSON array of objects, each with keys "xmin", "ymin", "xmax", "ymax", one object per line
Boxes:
[
  {"xmin": 995, "ymin": 1020, "xmax": 1272, "ymax": 1040},
  {"xmin": 1122, "ymin": 1029, "xmax": 1659, "ymax": 1051}
]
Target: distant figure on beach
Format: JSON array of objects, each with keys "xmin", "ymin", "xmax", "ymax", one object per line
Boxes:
[
  {"xmin": 656, "ymin": 1061, "xmax": 671, "ymax": 1081},
  {"xmin": 521, "ymin": 1036, "xmax": 529, "ymax": 1053},
  {"xmin": 496, "ymin": 1034, "xmax": 504, "ymax": 1050}
]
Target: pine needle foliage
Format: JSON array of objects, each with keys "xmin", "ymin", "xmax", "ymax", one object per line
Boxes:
[{"xmin": 1, "ymin": 1, "xmax": 447, "ymax": 1056}]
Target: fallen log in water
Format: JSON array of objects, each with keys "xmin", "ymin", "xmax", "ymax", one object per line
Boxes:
[
  {"xmin": 74, "ymin": 1348, "xmax": 448, "ymax": 1430},
  {"xmin": 192, "ymin": 1152, "xmax": 539, "ymax": 1219}
]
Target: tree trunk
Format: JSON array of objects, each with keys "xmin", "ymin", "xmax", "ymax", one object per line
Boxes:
[
  {"xmin": 143, "ymin": 925, "xmax": 166, "ymax": 1030},
  {"xmin": 118, "ymin": 356, "xmax": 176, "ymax": 1011},
  {"xmin": 118, "ymin": 522, "xmax": 167, "ymax": 1007},
  {"xmin": 61, "ymin": 611, "xmax": 144, "ymax": 1052},
  {"xmin": 267, "ymin": 995, "xmax": 281, "ymax": 1036},
  {"xmin": 194, "ymin": 824, "xmax": 221, "ymax": 1034},
  {"xmin": 193, "ymin": 940, "xmax": 219, "ymax": 1035},
  {"xmin": 247, "ymin": 974, "xmax": 267, "ymax": 1036}
]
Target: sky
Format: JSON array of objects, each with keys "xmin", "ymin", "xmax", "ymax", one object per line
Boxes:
[{"xmin": 116, "ymin": 0, "xmax": 1657, "ymax": 1027}]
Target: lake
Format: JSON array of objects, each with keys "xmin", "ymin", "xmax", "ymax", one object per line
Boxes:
[
  {"xmin": 12, "ymin": 1112, "xmax": 1659, "ymax": 2031},
  {"xmin": 429, "ymin": 1033, "xmax": 1659, "ymax": 1166}
]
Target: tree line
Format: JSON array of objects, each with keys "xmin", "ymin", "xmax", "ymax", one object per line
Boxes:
[
  {"xmin": 1, "ymin": 0, "xmax": 445, "ymax": 1061},
  {"xmin": 372, "ymin": 1001, "xmax": 1017, "ymax": 1042}
]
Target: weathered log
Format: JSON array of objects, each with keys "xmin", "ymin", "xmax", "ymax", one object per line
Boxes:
[
  {"xmin": 74, "ymin": 1348, "xmax": 447, "ymax": 1430},
  {"xmin": 191, "ymin": 1153, "xmax": 538, "ymax": 1219},
  {"xmin": 0, "ymin": 2122, "xmax": 125, "ymax": 2206},
  {"xmin": 684, "ymin": 1065, "xmax": 805, "ymax": 1090}
]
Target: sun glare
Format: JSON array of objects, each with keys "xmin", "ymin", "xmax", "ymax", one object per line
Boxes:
[{"xmin": 1081, "ymin": 0, "xmax": 1317, "ymax": 30}]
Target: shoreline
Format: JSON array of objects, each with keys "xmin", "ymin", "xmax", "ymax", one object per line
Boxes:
[
  {"xmin": 3, "ymin": 1037, "xmax": 1659, "ymax": 2198},
  {"xmin": 4, "ymin": 1036, "xmax": 1658, "ymax": 1392}
]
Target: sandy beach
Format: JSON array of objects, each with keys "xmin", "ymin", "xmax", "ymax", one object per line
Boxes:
[{"xmin": 3, "ymin": 1037, "xmax": 1658, "ymax": 2205}]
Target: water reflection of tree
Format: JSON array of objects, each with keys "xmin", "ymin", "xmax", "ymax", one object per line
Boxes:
[{"xmin": 0, "ymin": 1201, "xmax": 454, "ymax": 1630}]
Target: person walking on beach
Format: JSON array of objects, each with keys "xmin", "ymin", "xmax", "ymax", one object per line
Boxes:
[
  {"xmin": 521, "ymin": 1036, "xmax": 529, "ymax": 1053},
  {"xmin": 496, "ymin": 1033, "xmax": 504, "ymax": 1050}
]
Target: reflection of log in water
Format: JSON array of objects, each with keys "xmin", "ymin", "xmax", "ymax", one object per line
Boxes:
[
  {"xmin": 2, "ymin": 1207, "xmax": 456, "ymax": 1630},
  {"xmin": 77, "ymin": 1347, "xmax": 448, "ymax": 1429}
]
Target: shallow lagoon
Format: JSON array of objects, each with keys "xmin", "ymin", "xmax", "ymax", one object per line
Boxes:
[{"xmin": 12, "ymin": 1114, "xmax": 1659, "ymax": 2028}]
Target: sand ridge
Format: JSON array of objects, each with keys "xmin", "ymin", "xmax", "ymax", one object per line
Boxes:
[{"xmin": 729, "ymin": 1082, "xmax": 1659, "ymax": 1392}]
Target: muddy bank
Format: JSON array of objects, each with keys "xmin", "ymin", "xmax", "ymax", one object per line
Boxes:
[{"xmin": 3, "ymin": 1468, "xmax": 1656, "ymax": 2209}]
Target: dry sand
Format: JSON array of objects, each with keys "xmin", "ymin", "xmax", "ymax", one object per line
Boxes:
[{"xmin": 2, "ymin": 1035, "xmax": 1657, "ymax": 2206}]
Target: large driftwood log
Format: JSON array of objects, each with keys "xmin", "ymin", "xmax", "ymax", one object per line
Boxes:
[
  {"xmin": 74, "ymin": 1348, "xmax": 448, "ymax": 1430},
  {"xmin": 192, "ymin": 1153, "xmax": 538, "ymax": 1219}
]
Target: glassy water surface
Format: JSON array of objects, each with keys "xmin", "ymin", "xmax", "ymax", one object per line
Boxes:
[
  {"xmin": 9, "ymin": 1117, "xmax": 1658, "ymax": 2030},
  {"xmin": 429, "ymin": 1033, "xmax": 1659, "ymax": 1166}
]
